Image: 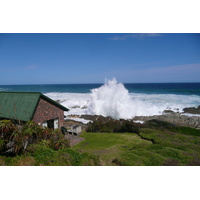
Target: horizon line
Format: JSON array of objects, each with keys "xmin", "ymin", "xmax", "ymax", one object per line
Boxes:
[{"xmin": 1, "ymin": 81, "xmax": 200, "ymax": 86}]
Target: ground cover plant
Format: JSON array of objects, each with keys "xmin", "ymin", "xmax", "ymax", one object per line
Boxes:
[{"xmin": 73, "ymin": 119, "xmax": 200, "ymax": 166}]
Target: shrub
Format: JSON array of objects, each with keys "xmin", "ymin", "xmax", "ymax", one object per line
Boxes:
[
  {"xmin": 4, "ymin": 155, "xmax": 36, "ymax": 166},
  {"xmin": 143, "ymin": 119, "xmax": 178, "ymax": 130},
  {"xmin": 27, "ymin": 143, "xmax": 57, "ymax": 165},
  {"xmin": 86, "ymin": 118, "xmax": 140, "ymax": 133},
  {"xmin": 81, "ymin": 152, "xmax": 100, "ymax": 166},
  {"xmin": 0, "ymin": 120, "xmax": 70, "ymax": 156},
  {"xmin": 0, "ymin": 120, "xmax": 16, "ymax": 139},
  {"xmin": 58, "ymin": 149, "xmax": 100, "ymax": 166},
  {"xmin": 62, "ymin": 149, "xmax": 82, "ymax": 165}
]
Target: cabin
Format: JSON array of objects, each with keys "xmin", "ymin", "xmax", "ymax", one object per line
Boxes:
[{"xmin": 0, "ymin": 92, "xmax": 69, "ymax": 129}]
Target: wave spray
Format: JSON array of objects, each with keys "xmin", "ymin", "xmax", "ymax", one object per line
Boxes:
[{"xmin": 87, "ymin": 78, "xmax": 161, "ymax": 119}]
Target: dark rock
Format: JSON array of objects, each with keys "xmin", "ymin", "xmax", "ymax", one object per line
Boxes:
[
  {"xmin": 133, "ymin": 112, "xmax": 200, "ymax": 129},
  {"xmin": 56, "ymin": 100, "xmax": 64, "ymax": 104},
  {"xmin": 163, "ymin": 110, "xmax": 175, "ymax": 114},
  {"xmin": 183, "ymin": 105, "xmax": 200, "ymax": 114}
]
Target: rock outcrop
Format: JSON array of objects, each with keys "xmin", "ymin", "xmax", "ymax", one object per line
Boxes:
[
  {"xmin": 133, "ymin": 112, "xmax": 200, "ymax": 129},
  {"xmin": 183, "ymin": 106, "xmax": 200, "ymax": 114}
]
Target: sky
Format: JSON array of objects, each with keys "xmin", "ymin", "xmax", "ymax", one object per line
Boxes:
[{"xmin": 0, "ymin": 33, "xmax": 200, "ymax": 85}]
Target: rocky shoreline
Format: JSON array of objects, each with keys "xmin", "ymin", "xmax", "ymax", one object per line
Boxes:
[
  {"xmin": 133, "ymin": 106, "xmax": 200, "ymax": 129},
  {"xmin": 133, "ymin": 112, "xmax": 200, "ymax": 129},
  {"xmin": 66, "ymin": 105, "xmax": 200, "ymax": 129}
]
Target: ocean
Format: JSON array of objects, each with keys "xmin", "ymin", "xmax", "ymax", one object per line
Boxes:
[{"xmin": 1, "ymin": 79, "xmax": 200, "ymax": 119}]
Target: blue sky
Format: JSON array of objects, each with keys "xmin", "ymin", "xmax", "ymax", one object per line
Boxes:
[{"xmin": 0, "ymin": 33, "xmax": 199, "ymax": 85}]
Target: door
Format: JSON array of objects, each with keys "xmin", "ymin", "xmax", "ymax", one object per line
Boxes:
[
  {"xmin": 54, "ymin": 119, "xmax": 59, "ymax": 129},
  {"xmin": 47, "ymin": 119, "xmax": 54, "ymax": 129}
]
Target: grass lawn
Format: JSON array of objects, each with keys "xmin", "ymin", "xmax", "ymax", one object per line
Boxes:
[
  {"xmin": 72, "ymin": 131, "xmax": 152, "ymax": 165},
  {"xmin": 72, "ymin": 128, "xmax": 200, "ymax": 166}
]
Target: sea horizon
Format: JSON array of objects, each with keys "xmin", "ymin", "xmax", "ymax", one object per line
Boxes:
[{"xmin": 1, "ymin": 81, "xmax": 200, "ymax": 86}]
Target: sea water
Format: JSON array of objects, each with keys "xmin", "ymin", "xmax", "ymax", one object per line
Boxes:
[{"xmin": 1, "ymin": 79, "xmax": 200, "ymax": 119}]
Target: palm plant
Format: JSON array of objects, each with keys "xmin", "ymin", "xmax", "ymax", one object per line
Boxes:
[
  {"xmin": 41, "ymin": 127, "xmax": 51, "ymax": 140},
  {"xmin": 22, "ymin": 121, "xmax": 42, "ymax": 139},
  {"xmin": 7, "ymin": 128, "xmax": 25, "ymax": 154},
  {"xmin": 0, "ymin": 120, "xmax": 15, "ymax": 135},
  {"xmin": 12, "ymin": 135, "xmax": 24, "ymax": 154},
  {"xmin": 53, "ymin": 133, "xmax": 70, "ymax": 150},
  {"xmin": 10, "ymin": 129, "xmax": 21, "ymax": 140}
]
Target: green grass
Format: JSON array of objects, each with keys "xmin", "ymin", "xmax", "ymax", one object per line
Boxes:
[
  {"xmin": 0, "ymin": 144, "xmax": 100, "ymax": 166},
  {"xmin": 72, "ymin": 132, "xmax": 152, "ymax": 165},
  {"xmin": 72, "ymin": 128, "xmax": 200, "ymax": 166}
]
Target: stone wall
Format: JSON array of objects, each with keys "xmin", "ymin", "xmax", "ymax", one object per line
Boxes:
[{"xmin": 32, "ymin": 97, "xmax": 64, "ymax": 127}]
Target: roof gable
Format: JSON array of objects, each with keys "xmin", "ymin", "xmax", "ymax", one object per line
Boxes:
[
  {"xmin": 39, "ymin": 93, "xmax": 69, "ymax": 112},
  {"xmin": 0, "ymin": 92, "xmax": 69, "ymax": 122}
]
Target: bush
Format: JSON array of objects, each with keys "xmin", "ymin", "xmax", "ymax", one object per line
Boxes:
[
  {"xmin": 58, "ymin": 149, "xmax": 100, "ymax": 166},
  {"xmin": 143, "ymin": 119, "xmax": 178, "ymax": 130},
  {"xmin": 86, "ymin": 118, "xmax": 140, "ymax": 133},
  {"xmin": 0, "ymin": 120, "xmax": 70, "ymax": 156},
  {"xmin": 0, "ymin": 119, "xmax": 100, "ymax": 166}
]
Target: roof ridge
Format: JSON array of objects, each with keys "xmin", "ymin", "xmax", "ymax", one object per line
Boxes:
[{"xmin": 0, "ymin": 91, "xmax": 42, "ymax": 94}]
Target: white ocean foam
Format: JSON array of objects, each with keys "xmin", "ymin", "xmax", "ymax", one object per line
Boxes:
[
  {"xmin": 181, "ymin": 113, "xmax": 200, "ymax": 117},
  {"xmin": 133, "ymin": 120, "xmax": 145, "ymax": 124},
  {"xmin": 65, "ymin": 117, "xmax": 92, "ymax": 124},
  {"xmin": 45, "ymin": 92, "xmax": 90, "ymax": 116},
  {"xmin": 45, "ymin": 79, "xmax": 200, "ymax": 119}
]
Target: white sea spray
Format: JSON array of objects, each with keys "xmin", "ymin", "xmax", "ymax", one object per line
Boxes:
[
  {"xmin": 45, "ymin": 79, "xmax": 200, "ymax": 119},
  {"xmin": 87, "ymin": 78, "xmax": 165, "ymax": 119}
]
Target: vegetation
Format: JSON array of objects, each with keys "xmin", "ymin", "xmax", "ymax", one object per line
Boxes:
[
  {"xmin": 1, "ymin": 118, "xmax": 200, "ymax": 166},
  {"xmin": 87, "ymin": 118, "xmax": 140, "ymax": 134},
  {"xmin": 73, "ymin": 132, "xmax": 151, "ymax": 165},
  {"xmin": 144, "ymin": 119, "xmax": 200, "ymax": 136},
  {"xmin": 0, "ymin": 120, "xmax": 100, "ymax": 166},
  {"xmin": 0, "ymin": 120, "xmax": 70, "ymax": 155},
  {"xmin": 73, "ymin": 119, "xmax": 200, "ymax": 166}
]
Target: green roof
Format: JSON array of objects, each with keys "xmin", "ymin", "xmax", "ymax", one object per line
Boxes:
[{"xmin": 0, "ymin": 92, "xmax": 69, "ymax": 122}]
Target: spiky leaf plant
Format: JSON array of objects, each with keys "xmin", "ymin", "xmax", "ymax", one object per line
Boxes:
[{"xmin": 0, "ymin": 120, "xmax": 15, "ymax": 136}]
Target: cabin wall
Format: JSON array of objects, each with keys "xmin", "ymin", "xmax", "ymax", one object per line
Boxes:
[{"xmin": 32, "ymin": 98, "xmax": 64, "ymax": 127}]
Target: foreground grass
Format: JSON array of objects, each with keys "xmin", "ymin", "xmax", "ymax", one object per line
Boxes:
[
  {"xmin": 0, "ymin": 146, "xmax": 100, "ymax": 166},
  {"xmin": 72, "ymin": 128, "xmax": 200, "ymax": 166},
  {"xmin": 72, "ymin": 132, "xmax": 152, "ymax": 165}
]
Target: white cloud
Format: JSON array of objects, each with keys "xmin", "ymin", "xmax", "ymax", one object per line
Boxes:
[{"xmin": 109, "ymin": 33, "xmax": 162, "ymax": 40}]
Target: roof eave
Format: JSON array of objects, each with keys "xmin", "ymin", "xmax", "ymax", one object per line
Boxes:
[{"xmin": 40, "ymin": 93, "xmax": 69, "ymax": 111}]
